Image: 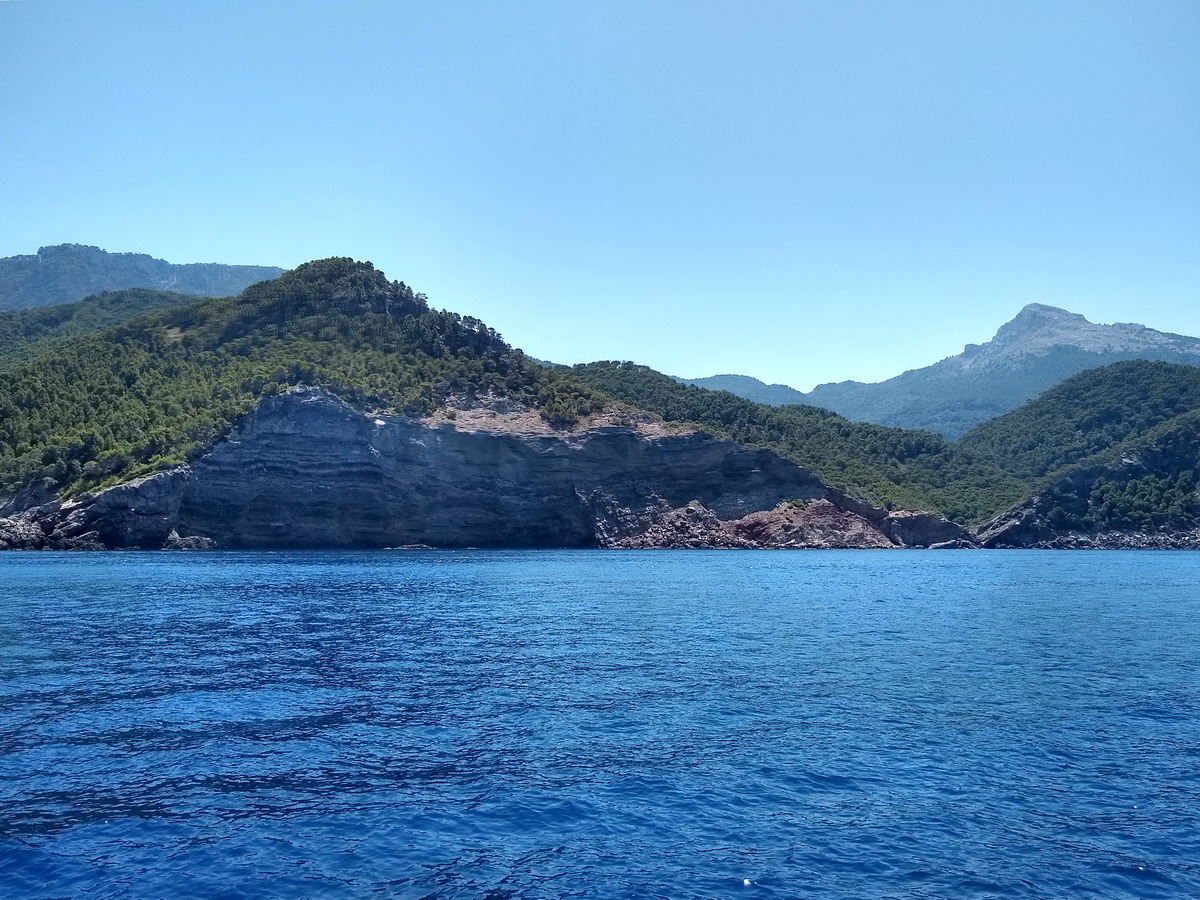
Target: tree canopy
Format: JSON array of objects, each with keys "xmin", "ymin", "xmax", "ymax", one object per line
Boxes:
[
  {"xmin": 2, "ymin": 260, "xmax": 1198, "ymax": 535},
  {"xmin": 0, "ymin": 259, "xmax": 604, "ymax": 497}
]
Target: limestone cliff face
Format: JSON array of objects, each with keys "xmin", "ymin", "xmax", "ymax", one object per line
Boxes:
[
  {"xmin": 0, "ymin": 387, "xmax": 972, "ymax": 550},
  {"xmin": 177, "ymin": 388, "xmax": 834, "ymax": 548}
]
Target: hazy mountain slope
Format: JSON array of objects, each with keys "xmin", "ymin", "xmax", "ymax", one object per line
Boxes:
[
  {"xmin": 686, "ymin": 304, "xmax": 1200, "ymax": 438},
  {"xmin": 573, "ymin": 361, "xmax": 1026, "ymax": 524},
  {"xmin": 0, "ymin": 288, "xmax": 200, "ymax": 368},
  {"xmin": 678, "ymin": 374, "xmax": 808, "ymax": 405},
  {"xmin": 0, "ymin": 244, "xmax": 284, "ymax": 311}
]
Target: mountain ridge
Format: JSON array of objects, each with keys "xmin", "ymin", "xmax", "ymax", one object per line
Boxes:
[
  {"xmin": 0, "ymin": 243, "xmax": 284, "ymax": 311},
  {"xmin": 682, "ymin": 303, "xmax": 1200, "ymax": 437}
]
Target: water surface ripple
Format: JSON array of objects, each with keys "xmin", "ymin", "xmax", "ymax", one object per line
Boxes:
[{"xmin": 1, "ymin": 550, "xmax": 1198, "ymax": 898}]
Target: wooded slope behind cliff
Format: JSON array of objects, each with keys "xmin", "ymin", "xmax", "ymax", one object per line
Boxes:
[{"xmin": 0, "ymin": 258, "xmax": 605, "ymax": 502}]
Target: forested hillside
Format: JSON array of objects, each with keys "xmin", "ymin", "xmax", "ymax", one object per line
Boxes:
[
  {"xmin": 0, "ymin": 259, "xmax": 604, "ymax": 498},
  {"xmin": 962, "ymin": 361, "xmax": 1200, "ymax": 539},
  {"xmin": 0, "ymin": 288, "xmax": 200, "ymax": 367},
  {"xmin": 957, "ymin": 361, "xmax": 1200, "ymax": 479},
  {"xmin": 1044, "ymin": 415, "xmax": 1200, "ymax": 533},
  {"xmin": 3, "ymin": 258, "xmax": 1198, "ymax": 539}
]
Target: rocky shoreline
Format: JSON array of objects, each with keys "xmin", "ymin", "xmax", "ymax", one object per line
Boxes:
[
  {"xmin": 982, "ymin": 530, "xmax": 1200, "ymax": 550},
  {"xmin": 0, "ymin": 387, "xmax": 979, "ymax": 552},
  {"xmin": 2, "ymin": 387, "xmax": 1193, "ymax": 552}
]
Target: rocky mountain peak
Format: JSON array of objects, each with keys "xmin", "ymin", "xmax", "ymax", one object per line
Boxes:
[
  {"xmin": 788, "ymin": 302, "xmax": 1200, "ymax": 437},
  {"xmin": 992, "ymin": 303, "xmax": 1089, "ymax": 344},
  {"xmin": 1011, "ymin": 302, "xmax": 1085, "ymax": 324},
  {"xmin": 969, "ymin": 303, "xmax": 1200, "ymax": 365}
]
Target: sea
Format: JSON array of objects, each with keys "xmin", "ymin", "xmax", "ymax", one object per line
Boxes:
[{"xmin": 1, "ymin": 550, "xmax": 1198, "ymax": 899}]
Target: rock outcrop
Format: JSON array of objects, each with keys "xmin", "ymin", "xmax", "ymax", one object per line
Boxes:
[
  {"xmin": 0, "ymin": 387, "xmax": 965, "ymax": 551},
  {"xmin": 880, "ymin": 509, "xmax": 974, "ymax": 548},
  {"xmin": 603, "ymin": 499, "xmax": 918, "ymax": 550},
  {"xmin": 975, "ymin": 503, "xmax": 1059, "ymax": 549},
  {"xmin": 733, "ymin": 500, "xmax": 898, "ymax": 549}
]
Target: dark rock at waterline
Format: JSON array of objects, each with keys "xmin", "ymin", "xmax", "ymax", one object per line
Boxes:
[{"xmin": 882, "ymin": 510, "xmax": 975, "ymax": 548}]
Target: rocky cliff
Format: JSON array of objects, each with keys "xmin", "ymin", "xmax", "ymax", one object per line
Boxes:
[{"xmin": 0, "ymin": 388, "xmax": 971, "ymax": 551}]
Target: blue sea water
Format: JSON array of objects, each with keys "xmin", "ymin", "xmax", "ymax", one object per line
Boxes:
[{"xmin": 1, "ymin": 550, "xmax": 1198, "ymax": 900}]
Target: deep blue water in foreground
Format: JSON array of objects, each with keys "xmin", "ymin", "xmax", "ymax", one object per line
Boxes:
[{"xmin": 1, "ymin": 551, "xmax": 1199, "ymax": 899}]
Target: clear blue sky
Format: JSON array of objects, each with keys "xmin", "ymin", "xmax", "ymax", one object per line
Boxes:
[{"xmin": 2, "ymin": 0, "xmax": 1196, "ymax": 389}]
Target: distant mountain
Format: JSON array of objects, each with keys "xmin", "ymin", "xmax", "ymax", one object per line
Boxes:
[
  {"xmin": 682, "ymin": 304, "xmax": 1200, "ymax": 438},
  {"xmin": 0, "ymin": 244, "xmax": 283, "ymax": 311},
  {"xmin": 677, "ymin": 374, "xmax": 808, "ymax": 406}
]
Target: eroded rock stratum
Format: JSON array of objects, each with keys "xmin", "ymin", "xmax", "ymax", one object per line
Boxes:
[{"xmin": 0, "ymin": 388, "xmax": 971, "ymax": 550}]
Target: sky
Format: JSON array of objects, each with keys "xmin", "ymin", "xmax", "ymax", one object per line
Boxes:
[{"xmin": 1, "ymin": 0, "xmax": 1197, "ymax": 389}]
